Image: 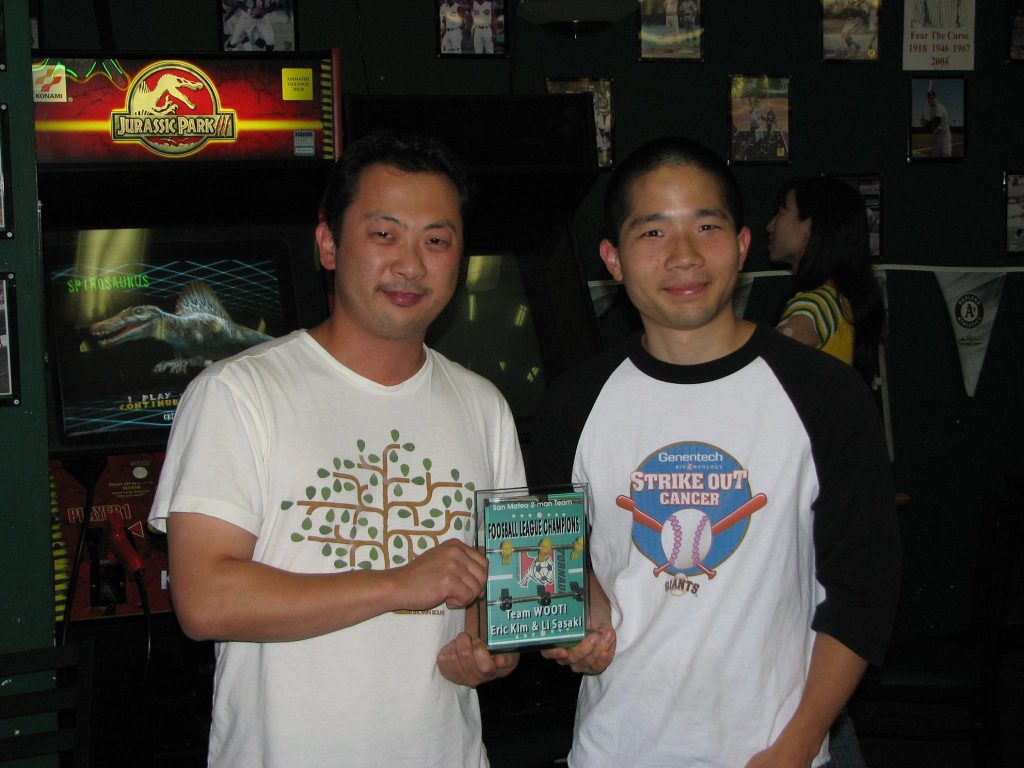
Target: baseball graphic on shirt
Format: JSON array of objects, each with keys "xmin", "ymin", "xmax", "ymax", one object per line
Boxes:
[
  {"xmin": 626, "ymin": 441, "xmax": 767, "ymax": 579},
  {"xmin": 662, "ymin": 509, "xmax": 711, "ymax": 571}
]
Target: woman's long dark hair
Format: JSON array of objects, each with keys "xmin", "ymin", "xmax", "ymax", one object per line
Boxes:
[{"xmin": 775, "ymin": 176, "xmax": 885, "ymax": 382}]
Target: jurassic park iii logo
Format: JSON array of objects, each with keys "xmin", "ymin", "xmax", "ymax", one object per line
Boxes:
[{"xmin": 111, "ymin": 61, "xmax": 237, "ymax": 157}]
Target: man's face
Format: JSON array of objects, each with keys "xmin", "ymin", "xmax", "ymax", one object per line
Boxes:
[
  {"xmin": 316, "ymin": 163, "xmax": 462, "ymax": 346},
  {"xmin": 600, "ymin": 163, "xmax": 750, "ymax": 338}
]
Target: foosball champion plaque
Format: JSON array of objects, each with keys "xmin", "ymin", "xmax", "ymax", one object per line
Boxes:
[{"xmin": 476, "ymin": 485, "xmax": 588, "ymax": 652}]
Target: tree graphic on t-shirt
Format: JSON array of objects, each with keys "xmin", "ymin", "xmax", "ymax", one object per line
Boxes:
[{"xmin": 283, "ymin": 429, "xmax": 475, "ymax": 570}]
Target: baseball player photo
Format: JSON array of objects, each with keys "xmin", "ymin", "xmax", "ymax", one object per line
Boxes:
[
  {"xmin": 1006, "ymin": 173, "xmax": 1024, "ymax": 253},
  {"xmin": 639, "ymin": 0, "xmax": 702, "ymax": 60},
  {"xmin": 436, "ymin": 0, "xmax": 505, "ymax": 56},
  {"xmin": 909, "ymin": 77, "xmax": 965, "ymax": 161},
  {"xmin": 1010, "ymin": 1, "xmax": 1024, "ymax": 60},
  {"xmin": 222, "ymin": 0, "xmax": 294, "ymax": 52},
  {"xmin": 821, "ymin": 0, "xmax": 879, "ymax": 60},
  {"xmin": 729, "ymin": 75, "xmax": 791, "ymax": 164}
]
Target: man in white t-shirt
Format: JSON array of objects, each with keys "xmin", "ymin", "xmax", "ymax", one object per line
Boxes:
[{"xmin": 149, "ymin": 131, "xmax": 525, "ymax": 767}]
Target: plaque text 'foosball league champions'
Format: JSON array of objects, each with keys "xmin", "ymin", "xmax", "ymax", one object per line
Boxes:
[{"xmin": 477, "ymin": 487, "xmax": 588, "ymax": 652}]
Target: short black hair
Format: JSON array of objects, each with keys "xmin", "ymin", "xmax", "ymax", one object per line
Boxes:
[
  {"xmin": 319, "ymin": 129, "xmax": 471, "ymax": 242},
  {"xmin": 603, "ymin": 136, "xmax": 744, "ymax": 245}
]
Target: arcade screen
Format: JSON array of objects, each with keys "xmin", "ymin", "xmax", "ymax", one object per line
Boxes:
[{"xmin": 45, "ymin": 226, "xmax": 310, "ymax": 453}]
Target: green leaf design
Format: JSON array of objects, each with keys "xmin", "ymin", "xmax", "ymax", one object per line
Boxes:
[
  {"xmin": 319, "ymin": 525, "xmax": 332, "ymax": 535},
  {"xmin": 422, "ymin": 519, "xmax": 435, "ymax": 528},
  {"xmin": 391, "ymin": 429, "xmax": 400, "ymax": 441},
  {"xmin": 467, "ymin": 499, "xmax": 474, "ymax": 511},
  {"xmin": 368, "ymin": 453, "xmax": 380, "ymax": 463},
  {"xmin": 317, "ymin": 468, "xmax": 329, "ymax": 478},
  {"xmin": 412, "ymin": 476, "xmax": 425, "ymax": 486},
  {"xmin": 344, "ymin": 482, "xmax": 355, "ymax": 491},
  {"xmin": 401, "ymin": 464, "xmax": 410, "ymax": 476},
  {"xmin": 423, "ymin": 458, "xmax": 432, "ymax": 470},
  {"xmin": 454, "ymin": 519, "xmax": 463, "ymax": 531},
  {"xmin": 281, "ymin": 500, "xmax": 294, "ymax": 510},
  {"xmin": 394, "ymin": 538, "xmax": 405, "ymax": 548},
  {"xmin": 333, "ymin": 479, "xmax": 342, "ymax": 492},
  {"xmin": 390, "ymin": 451, "xmax": 398, "ymax": 462},
  {"xmin": 301, "ymin": 518, "xmax": 312, "ymax": 531},
  {"xmin": 417, "ymin": 537, "xmax": 428, "ymax": 549},
  {"xmin": 358, "ymin": 517, "xmax": 368, "ymax": 527},
  {"xmin": 363, "ymin": 493, "xmax": 373, "ymax": 504},
  {"xmin": 321, "ymin": 544, "xmax": 331, "ymax": 556},
  {"xmin": 335, "ymin": 547, "xmax": 346, "ymax": 556},
  {"xmin": 430, "ymin": 508, "xmax": 442, "ymax": 518},
  {"xmin": 370, "ymin": 475, "xmax": 379, "ymax": 486},
  {"xmin": 333, "ymin": 457, "xmax": 341, "ymax": 470},
  {"xmin": 397, "ymin": 509, "xmax": 411, "ymax": 519},
  {"xmin": 349, "ymin": 527, "xmax": 358, "ymax": 538},
  {"xmin": 368, "ymin": 527, "xmax": 378, "ymax": 538},
  {"xmin": 403, "ymin": 443, "xmax": 415, "ymax": 452},
  {"xmin": 290, "ymin": 533, "xmax": 304, "ymax": 542},
  {"xmin": 326, "ymin": 510, "xmax": 335, "ymax": 523},
  {"xmin": 394, "ymin": 485, "xmax": 403, "ymax": 497},
  {"xmin": 341, "ymin": 510, "xmax": 351, "ymax": 523},
  {"xmin": 454, "ymin": 490, "xmax": 463, "ymax": 502},
  {"xmin": 443, "ymin": 495, "xmax": 452, "ymax": 507},
  {"xmin": 321, "ymin": 487, "xmax": 331, "ymax": 500},
  {"xmin": 343, "ymin": 459, "xmax": 355, "ymax": 469},
  {"xmin": 369, "ymin": 549, "xmax": 379, "ymax": 561},
  {"xmin": 333, "ymin": 560, "xmax": 346, "ymax": 569},
  {"xmin": 358, "ymin": 561, "xmax": 372, "ymax": 569},
  {"xmin": 357, "ymin": 439, "xmax": 366, "ymax": 451},
  {"xmin": 393, "ymin": 555, "xmax": 406, "ymax": 564},
  {"xmin": 466, "ymin": 482, "xmax": 476, "ymax": 491},
  {"xmin": 451, "ymin": 468, "xmax": 460, "ymax": 481},
  {"xmin": 305, "ymin": 486, "xmax": 316, "ymax": 500}
]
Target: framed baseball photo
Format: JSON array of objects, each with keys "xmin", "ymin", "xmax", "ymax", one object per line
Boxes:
[
  {"xmin": 437, "ymin": 0, "xmax": 507, "ymax": 57},
  {"xmin": 1006, "ymin": 173, "xmax": 1024, "ymax": 253},
  {"xmin": 821, "ymin": 0, "xmax": 879, "ymax": 61},
  {"xmin": 0, "ymin": 105, "xmax": 12, "ymax": 237},
  {"xmin": 908, "ymin": 76, "xmax": 965, "ymax": 161},
  {"xmin": 639, "ymin": 0, "xmax": 702, "ymax": 61},
  {"xmin": 0, "ymin": 273, "xmax": 19, "ymax": 406},
  {"xmin": 728, "ymin": 75, "xmax": 791, "ymax": 164},
  {"xmin": 836, "ymin": 174, "xmax": 882, "ymax": 259},
  {"xmin": 222, "ymin": 0, "xmax": 296, "ymax": 52},
  {"xmin": 1010, "ymin": 1, "xmax": 1024, "ymax": 60},
  {"xmin": 545, "ymin": 77, "xmax": 614, "ymax": 168}
]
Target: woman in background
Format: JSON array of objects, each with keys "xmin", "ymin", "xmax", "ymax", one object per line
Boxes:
[
  {"xmin": 766, "ymin": 175, "xmax": 887, "ymax": 768},
  {"xmin": 766, "ymin": 175, "xmax": 884, "ymax": 383}
]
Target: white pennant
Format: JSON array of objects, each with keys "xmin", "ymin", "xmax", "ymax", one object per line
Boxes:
[{"xmin": 934, "ymin": 271, "xmax": 1006, "ymax": 397}]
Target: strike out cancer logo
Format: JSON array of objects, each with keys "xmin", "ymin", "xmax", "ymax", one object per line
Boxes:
[
  {"xmin": 622, "ymin": 442, "xmax": 767, "ymax": 585},
  {"xmin": 111, "ymin": 61, "xmax": 237, "ymax": 157}
]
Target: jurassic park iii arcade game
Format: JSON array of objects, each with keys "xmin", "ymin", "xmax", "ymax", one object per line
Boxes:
[{"xmin": 32, "ymin": 49, "xmax": 340, "ymax": 765}]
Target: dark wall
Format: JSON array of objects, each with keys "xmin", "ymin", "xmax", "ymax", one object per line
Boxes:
[{"xmin": 37, "ymin": 0, "xmax": 1024, "ymax": 633}]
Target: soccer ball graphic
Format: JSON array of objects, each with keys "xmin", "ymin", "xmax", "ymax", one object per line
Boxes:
[{"xmin": 522, "ymin": 555, "xmax": 555, "ymax": 587}]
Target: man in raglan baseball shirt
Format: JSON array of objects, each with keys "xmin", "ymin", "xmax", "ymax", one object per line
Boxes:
[
  {"xmin": 150, "ymin": 131, "xmax": 525, "ymax": 767},
  {"xmin": 535, "ymin": 136, "xmax": 901, "ymax": 768}
]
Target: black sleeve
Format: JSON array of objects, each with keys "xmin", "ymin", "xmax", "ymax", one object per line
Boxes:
[
  {"xmin": 526, "ymin": 340, "xmax": 632, "ymax": 488},
  {"xmin": 764, "ymin": 335, "xmax": 902, "ymax": 666}
]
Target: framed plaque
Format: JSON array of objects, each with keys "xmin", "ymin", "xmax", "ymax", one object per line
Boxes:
[
  {"xmin": 476, "ymin": 485, "xmax": 588, "ymax": 652},
  {"xmin": 0, "ymin": 273, "xmax": 19, "ymax": 406}
]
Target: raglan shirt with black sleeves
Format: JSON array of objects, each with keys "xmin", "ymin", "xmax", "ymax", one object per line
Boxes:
[{"xmin": 529, "ymin": 325, "xmax": 901, "ymax": 768}]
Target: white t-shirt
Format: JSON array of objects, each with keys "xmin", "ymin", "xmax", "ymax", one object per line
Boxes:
[{"xmin": 150, "ymin": 330, "xmax": 525, "ymax": 768}]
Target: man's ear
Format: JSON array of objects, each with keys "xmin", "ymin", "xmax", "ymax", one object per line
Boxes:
[
  {"xmin": 599, "ymin": 239, "xmax": 624, "ymax": 282},
  {"xmin": 736, "ymin": 226, "xmax": 751, "ymax": 272},
  {"xmin": 315, "ymin": 221, "xmax": 337, "ymax": 270}
]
